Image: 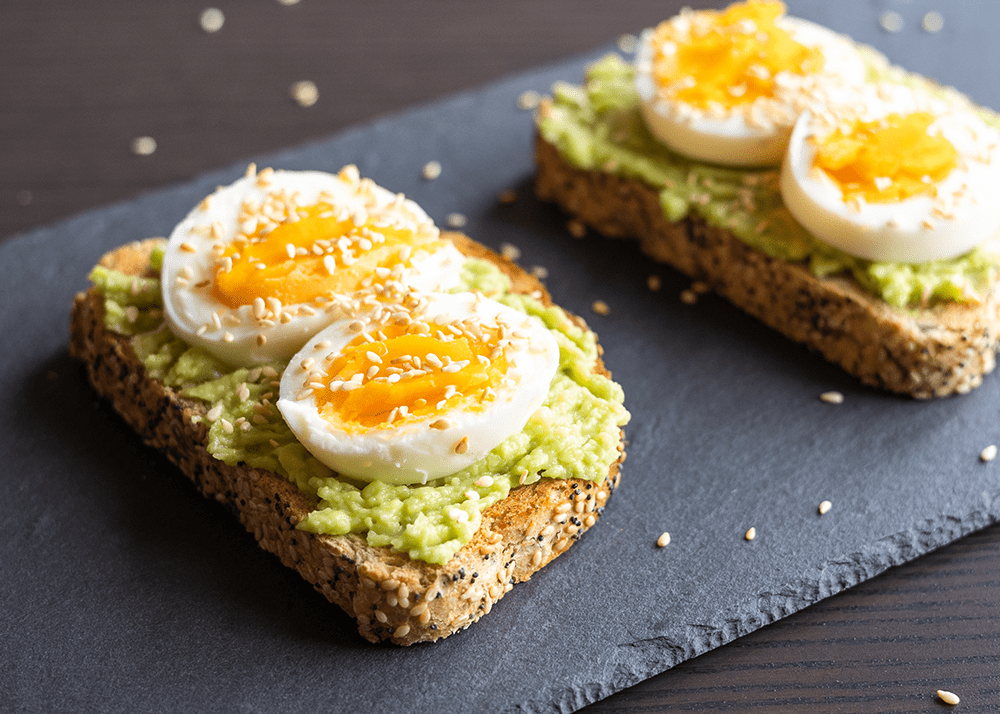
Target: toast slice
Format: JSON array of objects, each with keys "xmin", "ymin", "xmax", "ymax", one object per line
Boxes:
[
  {"xmin": 535, "ymin": 135, "xmax": 1000, "ymax": 398},
  {"xmin": 70, "ymin": 233, "xmax": 624, "ymax": 645}
]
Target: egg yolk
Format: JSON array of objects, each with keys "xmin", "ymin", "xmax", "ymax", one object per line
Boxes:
[
  {"xmin": 652, "ymin": 0, "xmax": 824, "ymax": 110},
  {"xmin": 313, "ymin": 325, "xmax": 510, "ymax": 431},
  {"xmin": 813, "ymin": 112, "xmax": 958, "ymax": 203},
  {"xmin": 211, "ymin": 202, "xmax": 446, "ymax": 309}
]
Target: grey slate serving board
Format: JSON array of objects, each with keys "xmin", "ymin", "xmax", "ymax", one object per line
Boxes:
[{"xmin": 4, "ymin": 1, "xmax": 1000, "ymax": 712}]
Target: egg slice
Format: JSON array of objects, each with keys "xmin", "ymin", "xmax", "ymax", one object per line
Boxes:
[
  {"xmin": 277, "ymin": 290, "xmax": 560, "ymax": 485},
  {"xmin": 780, "ymin": 82, "xmax": 1000, "ymax": 263},
  {"xmin": 160, "ymin": 165, "xmax": 465, "ymax": 366},
  {"xmin": 634, "ymin": 0, "xmax": 866, "ymax": 166}
]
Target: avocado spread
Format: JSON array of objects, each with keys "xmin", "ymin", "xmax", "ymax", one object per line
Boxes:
[
  {"xmin": 537, "ymin": 52, "xmax": 1000, "ymax": 308},
  {"xmin": 91, "ymin": 245, "xmax": 629, "ymax": 565}
]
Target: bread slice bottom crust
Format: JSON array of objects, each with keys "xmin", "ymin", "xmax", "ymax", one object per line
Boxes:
[
  {"xmin": 69, "ymin": 235, "xmax": 623, "ymax": 645},
  {"xmin": 535, "ymin": 136, "xmax": 1000, "ymax": 399}
]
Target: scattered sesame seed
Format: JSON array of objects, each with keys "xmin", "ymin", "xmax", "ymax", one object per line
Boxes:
[
  {"xmin": 446, "ymin": 212, "xmax": 467, "ymax": 228},
  {"xmin": 15, "ymin": 190, "xmax": 33, "ymax": 206},
  {"xmin": 745, "ymin": 527, "xmax": 757, "ymax": 541},
  {"xmin": 819, "ymin": 500, "xmax": 832, "ymax": 515},
  {"xmin": 820, "ymin": 391, "xmax": 845, "ymax": 404},
  {"xmin": 290, "ymin": 80, "xmax": 319, "ymax": 107},
  {"xmin": 473, "ymin": 476, "xmax": 494, "ymax": 488},
  {"xmin": 691, "ymin": 281, "xmax": 710, "ymax": 294},
  {"xmin": 591, "ymin": 300, "xmax": 610, "ymax": 316},
  {"xmin": 617, "ymin": 33, "xmax": 638, "ymax": 54},
  {"xmin": 220, "ymin": 418, "xmax": 234, "ymax": 434},
  {"xmin": 680, "ymin": 289, "xmax": 698, "ymax": 305},
  {"xmin": 517, "ymin": 90, "xmax": 541, "ymax": 111},
  {"xmin": 656, "ymin": 532, "xmax": 671, "ymax": 548},
  {"xmin": 922, "ymin": 11, "xmax": 944, "ymax": 33},
  {"xmin": 981, "ymin": 445, "xmax": 997, "ymax": 462},
  {"xmin": 937, "ymin": 690, "xmax": 960, "ymax": 706},
  {"xmin": 422, "ymin": 161, "xmax": 442, "ymax": 180},
  {"xmin": 500, "ymin": 243, "xmax": 521, "ymax": 261},
  {"xmin": 529, "ymin": 265, "xmax": 549, "ymax": 279},
  {"xmin": 497, "ymin": 189, "xmax": 517, "ymax": 204},
  {"xmin": 130, "ymin": 136, "xmax": 157, "ymax": 156},
  {"xmin": 647, "ymin": 275, "xmax": 662, "ymax": 292},
  {"xmin": 199, "ymin": 7, "xmax": 224, "ymax": 32},
  {"xmin": 567, "ymin": 219, "xmax": 586, "ymax": 238},
  {"xmin": 454, "ymin": 436, "xmax": 469, "ymax": 454},
  {"xmin": 880, "ymin": 10, "xmax": 904, "ymax": 33}
]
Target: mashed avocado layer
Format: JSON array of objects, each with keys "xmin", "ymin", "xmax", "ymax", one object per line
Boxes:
[
  {"xmin": 537, "ymin": 53, "xmax": 1000, "ymax": 308},
  {"xmin": 91, "ymin": 250, "xmax": 629, "ymax": 565}
]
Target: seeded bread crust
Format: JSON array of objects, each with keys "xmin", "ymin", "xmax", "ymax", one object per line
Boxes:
[
  {"xmin": 535, "ymin": 135, "xmax": 1000, "ymax": 398},
  {"xmin": 69, "ymin": 233, "xmax": 623, "ymax": 645}
]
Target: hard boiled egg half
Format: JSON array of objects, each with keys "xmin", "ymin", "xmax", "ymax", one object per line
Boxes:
[
  {"xmin": 277, "ymin": 290, "xmax": 560, "ymax": 485},
  {"xmin": 780, "ymin": 83, "xmax": 1000, "ymax": 262},
  {"xmin": 635, "ymin": 0, "xmax": 866, "ymax": 166},
  {"xmin": 160, "ymin": 165, "xmax": 465, "ymax": 366}
]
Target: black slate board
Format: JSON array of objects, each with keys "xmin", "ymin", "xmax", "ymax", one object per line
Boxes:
[{"xmin": 4, "ymin": 1, "xmax": 1000, "ymax": 712}]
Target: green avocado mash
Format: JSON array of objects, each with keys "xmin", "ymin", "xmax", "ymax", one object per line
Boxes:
[
  {"xmin": 537, "ymin": 52, "xmax": 1000, "ymax": 308},
  {"xmin": 91, "ymin": 248, "xmax": 629, "ymax": 565}
]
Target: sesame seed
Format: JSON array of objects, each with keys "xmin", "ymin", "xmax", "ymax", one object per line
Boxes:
[
  {"xmin": 199, "ymin": 7, "xmax": 224, "ymax": 32},
  {"xmin": 819, "ymin": 500, "xmax": 832, "ymax": 515},
  {"xmin": 422, "ymin": 161, "xmax": 442, "ymax": 180},
  {"xmin": 591, "ymin": 300, "xmax": 610, "ymax": 316},
  {"xmin": 981, "ymin": 445, "xmax": 997, "ymax": 462},
  {"xmin": 656, "ymin": 532, "xmax": 671, "ymax": 548},
  {"xmin": 277, "ymin": 0, "xmax": 300, "ymax": 4},
  {"xmin": 130, "ymin": 136, "xmax": 157, "ymax": 156},
  {"xmin": 206, "ymin": 404, "xmax": 223, "ymax": 422},
  {"xmin": 454, "ymin": 436, "xmax": 469, "ymax": 454},
  {"xmin": 223, "ymin": 331, "xmax": 234, "ymax": 342},
  {"xmin": 879, "ymin": 10, "xmax": 903, "ymax": 32},
  {"xmin": 745, "ymin": 527, "xmax": 757, "ymax": 541},
  {"xmin": 680, "ymin": 289, "xmax": 698, "ymax": 305},
  {"xmin": 937, "ymin": 690, "xmax": 960, "ymax": 706},
  {"xmin": 256, "ymin": 334, "xmax": 267, "ymax": 347},
  {"xmin": 516, "ymin": 90, "xmax": 541, "ymax": 111},
  {"xmin": 617, "ymin": 33, "xmax": 638, "ymax": 54},
  {"xmin": 290, "ymin": 80, "xmax": 319, "ymax": 108},
  {"xmin": 446, "ymin": 212, "xmax": 467, "ymax": 228},
  {"xmin": 922, "ymin": 11, "xmax": 944, "ymax": 33},
  {"xmin": 529, "ymin": 265, "xmax": 549, "ymax": 279},
  {"xmin": 567, "ymin": 219, "xmax": 586, "ymax": 238},
  {"xmin": 448, "ymin": 507, "xmax": 469, "ymax": 523},
  {"xmin": 820, "ymin": 391, "xmax": 845, "ymax": 404},
  {"xmin": 497, "ymin": 189, "xmax": 517, "ymax": 204},
  {"xmin": 647, "ymin": 275, "xmax": 662, "ymax": 292},
  {"xmin": 220, "ymin": 419, "xmax": 234, "ymax": 434},
  {"xmin": 500, "ymin": 243, "xmax": 521, "ymax": 261}
]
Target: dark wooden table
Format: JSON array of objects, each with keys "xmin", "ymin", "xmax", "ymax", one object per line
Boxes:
[{"xmin": 5, "ymin": 1, "xmax": 999, "ymax": 711}]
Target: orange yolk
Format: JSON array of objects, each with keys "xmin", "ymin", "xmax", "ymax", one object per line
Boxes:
[
  {"xmin": 212, "ymin": 202, "xmax": 446, "ymax": 309},
  {"xmin": 653, "ymin": 0, "xmax": 824, "ymax": 109},
  {"xmin": 813, "ymin": 112, "xmax": 958, "ymax": 203},
  {"xmin": 314, "ymin": 326, "xmax": 509, "ymax": 431}
]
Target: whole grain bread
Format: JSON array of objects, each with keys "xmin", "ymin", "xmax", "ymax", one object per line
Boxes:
[
  {"xmin": 535, "ymin": 135, "xmax": 1000, "ymax": 398},
  {"xmin": 69, "ymin": 232, "xmax": 623, "ymax": 645}
]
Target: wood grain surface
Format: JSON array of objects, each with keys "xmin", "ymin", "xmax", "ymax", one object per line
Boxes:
[{"xmin": 5, "ymin": 1, "xmax": 1000, "ymax": 711}]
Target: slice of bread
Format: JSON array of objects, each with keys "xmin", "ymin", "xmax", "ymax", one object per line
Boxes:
[
  {"xmin": 69, "ymin": 233, "xmax": 624, "ymax": 645},
  {"xmin": 535, "ymin": 135, "xmax": 1000, "ymax": 398}
]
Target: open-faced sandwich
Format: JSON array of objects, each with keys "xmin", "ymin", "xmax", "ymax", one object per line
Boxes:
[
  {"xmin": 70, "ymin": 164, "xmax": 629, "ymax": 644},
  {"xmin": 535, "ymin": 0, "xmax": 1000, "ymax": 398}
]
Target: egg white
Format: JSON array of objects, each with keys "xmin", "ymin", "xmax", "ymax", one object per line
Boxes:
[
  {"xmin": 780, "ymin": 84, "xmax": 1000, "ymax": 263},
  {"xmin": 277, "ymin": 291, "xmax": 560, "ymax": 485},
  {"xmin": 635, "ymin": 13, "xmax": 867, "ymax": 167},
  {"xmin": 160, "ymin": 166, "xmax": 465, "ymax": 366}
]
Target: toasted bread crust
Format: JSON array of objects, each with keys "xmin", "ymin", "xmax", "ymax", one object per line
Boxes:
[
  {"xmin": 535, "ymin": 136, "xmax": 1000, "ymax": 398},
  {"xmin": 70, "ymin": 234, "xmax": 623, "ymax": 645}
]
